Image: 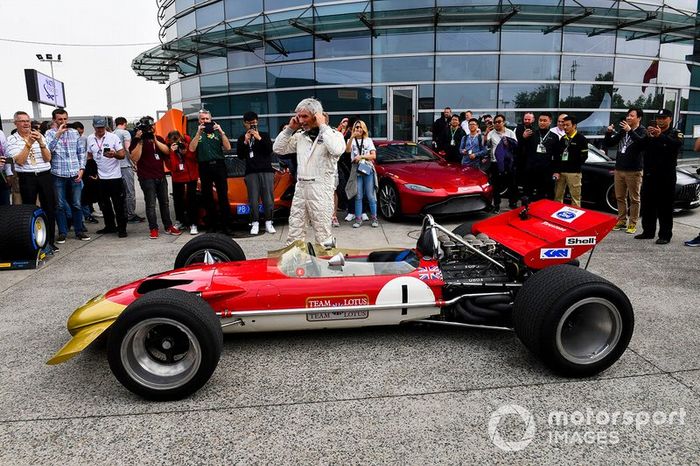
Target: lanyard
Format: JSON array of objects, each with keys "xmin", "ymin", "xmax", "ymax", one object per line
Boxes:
[
  {"xmin": 354, "ymin": 138, "xmax": 364, "ymax": 156},
  {"xmin": 540, "ymin": 131, "xmax": 550, "ymax": 145},
  {"xmin": 467, "ymin": 134, "xmax": 479, "ymax": 149},
  {"xmin": 450, "ymin": 127, "xmax": 457, "ymax": 139},
  {"xmin": 95, "ymin": 136, "xmax": 105, "ymax": 154}
]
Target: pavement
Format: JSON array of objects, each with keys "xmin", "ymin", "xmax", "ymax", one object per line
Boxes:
[{"xmin": 1, "ymin": 193, "xmax": 699, "ymax": 464}]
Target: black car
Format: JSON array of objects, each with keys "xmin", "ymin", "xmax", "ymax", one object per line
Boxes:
[{"xmin": 581, "ymin": 144, "xmax": 700, "ymax": 213}]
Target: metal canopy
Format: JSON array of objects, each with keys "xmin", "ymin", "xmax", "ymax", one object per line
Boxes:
[{"xmin": 134, "ymin": 1, "xmax": 700, "ymax": 82}]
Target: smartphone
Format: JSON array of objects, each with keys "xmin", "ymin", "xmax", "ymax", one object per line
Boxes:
[
  {"xmin": 203, "ymin": 122, "xmax": 215, "ymax": 134},
  {"xmin": 648, "ymin": 121, "xmax": 658, "ymax": 128}
]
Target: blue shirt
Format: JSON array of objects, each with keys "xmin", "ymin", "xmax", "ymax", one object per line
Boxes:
[{"xmin": 46, "ymin": 128, "xmax": 86, "ymax": 177}]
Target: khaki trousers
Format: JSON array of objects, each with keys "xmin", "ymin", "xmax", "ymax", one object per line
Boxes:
[
  {"xmin": 614, "ymin": 169, "xmax": 643, "ymax": 225},
  {"xmin": 554, "ymin": 172, "xmax": 583, "ymax": 207}
]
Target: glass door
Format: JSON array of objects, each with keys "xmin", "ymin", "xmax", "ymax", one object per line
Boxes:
[{"xmin": 389, "ymin": 86, "xmax": 417, "ymax": 141}]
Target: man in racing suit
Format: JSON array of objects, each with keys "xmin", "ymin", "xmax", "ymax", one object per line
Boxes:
[{"xmin": 273, "ymin": 98, "xmax": 346, "ymax": 247}]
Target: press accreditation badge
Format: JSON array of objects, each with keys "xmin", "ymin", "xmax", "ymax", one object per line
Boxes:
[
  {"xmin": 537, "ymin": 144, "xmax": 546, "ymax": 153},
  {"xmin": 179, "ymin": 163, "xmax": 184, "ymax": 171},
  {"xmin": 249, "ymin": 150, "xmax": 255, "ymax": 159},
  {"xmin": 450, "ymin": 139, "xmax": 455, "ymax": 146},
  {"xmin": 562, "ymin": 150, "xmax": 569, "ymax": 161}
]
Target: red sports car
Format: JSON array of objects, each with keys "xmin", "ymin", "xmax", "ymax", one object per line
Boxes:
[
  {"xmin": 374, "ymin": 141, "xmax": 493, "ymax": 221},
  {"xmin": 48, "ymin": 200, "xmax": 633, "ymax": 401}
]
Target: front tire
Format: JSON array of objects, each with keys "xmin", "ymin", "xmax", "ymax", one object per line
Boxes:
[
  {"xmin": 107, "ymin": 289, "xmax": 223, "ymax": 400},
  {"xmin": 0, "ymin": 205, "xmax": 47, "ymax": 260},
  {"xmin": 513, "ymin": 265, "xmax": 633, "ymax": 377},
  {"xmin": 378, "ymin": 182, "xmax": 401, "ymax": 221},
  {"xmin": 174, "ymin": 233, "xmax": 245, "ymax": 269}
]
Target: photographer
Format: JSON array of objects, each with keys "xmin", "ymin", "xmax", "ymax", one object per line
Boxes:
[
  {"xmin": 166, "ymin": 130, "xmax": 199, "ymax": 235},
  {"xmin": 236, "ymin": 112, "xmax": 275, "ymax": 235},
  {"xmin": 130, "ymin": 116, "xmax": 181, "ymax": 239},
  {"xmin": 189, "ymin": 109, "xmax": 232, "ymax": 235},
  {"xmin": 86, "ymin": 117, "xmax": 127, "ymax": 238}
]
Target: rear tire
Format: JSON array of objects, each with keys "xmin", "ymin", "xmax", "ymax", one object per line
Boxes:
[
  {"xmin": 605, "ymin": 183, "xmax": 619, "ymax": 213},
  {"xmin": 513, "ymin": 265, "xmax": 633, "ymax": 377},
  {"xmin": 0, "ymin": 205, "xmax": 47, "ymax": 260},
  {"xmin": 174, "ymin": 233, "xmax": 245, "ymax": 268},
  {"xmin": 107, "ymin": 289, "xmax": 222, "ymax": 400}
]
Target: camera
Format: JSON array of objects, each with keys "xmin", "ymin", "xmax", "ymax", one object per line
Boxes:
[
  {"xmin": 136, "ymin": 116, "xmax": 155, "ymax": 140},
  {"xmin": 249, "ymin": 124, "xmax": 257, "ymax": 131},
  {"xmin": 176, "ymin": 141, "xmax": 186, "ymax": 151},
  {"xmin": 203, "ymin": 122, "xmax": 215, "ymax": 134},
  {"xmin": 31, "ymin": 122, "xmax": 40, "ymax": 131}
]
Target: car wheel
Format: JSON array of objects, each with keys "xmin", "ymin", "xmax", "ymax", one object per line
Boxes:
[
  {"xmin": 379, "ymin": 182, "xmax": 401, "ymax": 221},
  {"xmin": 0, "ymin": 205, "xmax": 47, "ymax": 260},
  {"xmin": 107, "ymin": 289, "xmax": 223, "ymax": 400},
  {"xmin": 451, "ymin": 222, "xmax": 475, "ymax": 238},
  {"xmin": 605, "ymin": 183, "xmax": 618, "ymax": 213},
  {"xmin": 513, "ymin": 265, "xmax": 633, "ymax": 377},
  {"xmin": 174, "ymin": 233, "xmax": 245, "ymax": 269}
]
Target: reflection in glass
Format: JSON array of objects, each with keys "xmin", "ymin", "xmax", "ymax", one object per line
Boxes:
[
  {"xmin": 180, "ymin": 77, "xmax": 200, "ymax": 100},
  {"xmin": 316, "ymin": 60, "xmax": 371, "ymax": 85},
  {"xmin": 372, "ymin": 28, "xmax": 434, "ymax": 54},
  {"xmin": 391, "ymin": 88, "xmax": 415, "ymax": 141},
  {"xmin": 231, "ymin": 93, "xmax": 268, "ymax": 116},
  {"xmin": 177, "ymin": 12, "xmax": 196, "ymax": 36},
  {"xmin": 228, "ymin": 48, "xmax": 264, "ymax": 69},
  {"xmin": 202, "ymin": 96, "xmax": 230, "ymax": 116},
  {"xmin": 170, "ymin": 82, "xmax": 182, "ymax": 102},
  {"xmin": 500, "ymin": 84, "xmax": 559, "ymax": 109},
  {"xmin": 561, "ymin": 56, "xmax": 613, "ymax": 82},
  {"xmin": 315, "ymin": 33, "xmax": 370, "ymax": 59},
  {"xmin": 268, "ymin": 89, "xmax": 313, "ymax": 114},
  {"xmin": 613, "ymin": 58, "xmax": 659, "ymax": 94},
  {"xmin": 373, "ymin": 57, "xmax": 434, "ymax": 82},
  {"xmin": 436, "ymin": 26, "xmax": 499, "ymax": 51},
  {"xmin": 371, "ymin": 114, "xmax": 388, "ymax": 138},
  {"xmin": 501, "ymin": 27, "xmax": 561, "ymax": 52},
  {"xmin": 559, "ymin": 83, "xmax": 618, "ymax": 109},
  {"xmin": 265, "ymin": 36, "xmax": 313, "ymax": 62},
  {"xmin": 264, "ymin": 0, "xmax": 309, "ymax": 11},
  {"xmin": 266, "ymin": 62, "xmax": 314, "ymax": 88},
  {"xmin": 224, "ymin": 0, "xmax": 262, "ymax": 19},
  {"xmin": 436, "ymin": 55, "xmax": 498, "ymax": 81},
  {"xmin": 419, "ymin": 84, "xmax": 434, "ymax": 110},
  {"xmin": 418, "ymin": 113, "xmax": 434, "ymax": 138},
  {"xmin": 200, "ymin": 72, "xmax": 228, "ymax": 95},
  {"xmin": 562, "ymin": 29, "xmax": 615, "ymax": 54},
  {"xmin": 500, "ymin": 55, "xmax": 560, "ymax": 80},
  {"xmin": 373, "ymin": 86, "xmax": 387, "ymax": 111},
  {"xmin": 434, "ymin": 84, "xmax": 497, "ymax": 109},
  {"xmin": 615, "ymin": 34, "xmax": 659, "ymax": 57},
  {"xmin": 613, "ymin": 85, "xmax": 663, "ymax": 111},
  {"xmin": 200, "ymin": 56, "xmax": 227, "ymax": 73},
  {"xmin": 183, "ymin": 99, "xmax": 202, "ymax": 116},
  {"xmin": 229, "ymin": 67, "xmax": 267, "ymax": 92},
  {"xmin": 315, "ymin": 88, "xmax": 372, "ymax": 112},
  {"xmin": 195, "ymin": 2, "xmax": 224, "ymax": 28},
  {"xmin": 658, "ymin": 60, "xmax": 691, "ymax": 87}
]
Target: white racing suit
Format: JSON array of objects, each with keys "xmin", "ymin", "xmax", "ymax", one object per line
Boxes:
[{"xmin": 273, "ymin": 124, "xmax": 346, "ymax": 246}]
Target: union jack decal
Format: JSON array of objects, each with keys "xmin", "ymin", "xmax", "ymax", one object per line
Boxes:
[{"xmin": 417, "ymin": 265, "xmax": 443, "ymax": 281}]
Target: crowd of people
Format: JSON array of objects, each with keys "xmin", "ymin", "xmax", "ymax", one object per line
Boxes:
[
  {"xmin": 0, "ymin": 97, "xmax": 698, "ymax": 254},
  {"xmin": 430, "ymin": 105, "xmax": 694, "ymax": 246}
]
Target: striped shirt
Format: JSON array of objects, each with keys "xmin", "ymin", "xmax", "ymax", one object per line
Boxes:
[
  {"xmin": 6, "ymin": 133, "xmax": 52, "ymax": 173},
  {"xmin": 46, "ymin": 128, "xmax": 86, "ymax": 177}
]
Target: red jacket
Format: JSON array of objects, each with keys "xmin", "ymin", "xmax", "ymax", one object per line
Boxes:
[{"xmin": 166, "ymin": 135, "xmax": 199, "ymax": 183}]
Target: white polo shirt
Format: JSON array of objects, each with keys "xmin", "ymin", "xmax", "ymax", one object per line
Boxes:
[
  {"xmin": 87, "ymin": 132, "xmax": 124, "ymax": 180},
  {"xmin": 6, "ymin": 133, "xmax": 52, "ymax": 173}
]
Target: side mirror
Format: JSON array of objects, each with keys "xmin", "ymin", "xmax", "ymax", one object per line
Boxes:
[{"xmin": 328, "ymin": 252, "xmax": 345, "ymax": 267}]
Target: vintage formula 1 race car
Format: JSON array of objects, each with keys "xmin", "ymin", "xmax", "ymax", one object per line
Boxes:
[{"xmin": 48, "ymin": 199, "xmax": 634, "ymax": 400}]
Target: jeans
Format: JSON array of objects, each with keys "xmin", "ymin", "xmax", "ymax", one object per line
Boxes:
[
  {"xmin": 54, "ymin": 175, "xmax": 85, "ymax": 235},
  {"xmin": 244, "ymin": 172, "xmax": 274, "ymax": 222},
  {"xmin": 139, "ymin": 177, "xmax": 173, "ymax": 230},
  {"xmin": 355, "ymin": 173, "xmax": 377, "ymax": 218}
]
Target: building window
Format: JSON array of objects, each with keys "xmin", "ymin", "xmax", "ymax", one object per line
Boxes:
[
  {"xmin": 200, "ymin": 56, "xmax": 228, "ymax": 73},
  {"xmin": 562, "ymin": 28, "xmax": 614, "ymax": 54},
  {"xmin": 315, "ymin": 88, "xmax": 372, "ymax": 112},
  {"xmin": 202, "ymin": 96, "xmax": 230, "ymax": 116},
  {"xmin": 315, "ymin": 33, "xmax": 371, "ymax": 59},
  {"xmin": 229, "ymin": 67, "xmax": 267, "ymax": 92},
  {"xmin": 372, "ymin": 28, "xmax": 434, "ymax": 54},
  {"xmin": 228, "ymin": 48, "xmax": 264, "ymax": 69},
  {"xmin": 177, "ymin": 12, "xmax": 196, "ymax": 36},
  {"xmin": 180, "ymin": 77, "xmax": 200, "ymax": 100},
  {"xmin": 436, "ymin": 26, "xmax": 499, "ymax": 51},
  {"xmin": 561, "ymin": 56, "xmax": 614, "ymax": 82},
  {"xmin": 195, "ymin": 2, "xmax": 224, "ymax": 29},
  {"xmin": 224, "ymin": 0, "xmax": 262, "ymax": 19},
  {"xmin": 500, "ymin": 55, "xmax": 560, "ymax": 81},
  {"xmin": 435, "ymin": 55, "xmax": 498, "ymax": 81},
  {"xmin": 501, "ymin": 27, "xmax": 561, "ymax": 52},
  {"xmin": 268, "ymin": 89, "xmax": 314, "ymax": 114},
  {"xmin": 266, "ymin": 62, "xmax": 315, "ymax": 88},
  {"xmin": 316, "ymin": 59, "xmax": 371, "ymax": 85},
  {"xmin": 265, "ymin": 36, "xmax": 313, "ymax": 62},
  {"xmin": 499, "ymin": 83, "xmax": 559, "ymax": 109},
  {"xmin": 373, "ymin": 56, "xmax": 434, "ymax": 83},
  {"xmin": 200, "ymin": 72, "xmax": 228, "ymax": 95},
  {"xmin": 231, "ymin": 92, "xmax": 269, "ymax": 115},
  {"xmin": 264, "ymin": 0, "xmax": 309, "ymax": 11},
  {"xmin": 434, "ymin": 83, "xmax": 498, "ymax": 109}
]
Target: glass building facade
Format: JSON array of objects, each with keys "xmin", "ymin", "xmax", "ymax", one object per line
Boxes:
[{"xmin": 134, "ymin": 0, "xmax": 700, "ymax": 152}]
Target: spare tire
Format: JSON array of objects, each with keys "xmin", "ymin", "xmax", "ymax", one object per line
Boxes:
[
  {"xmin": 0, "ymin": 205, "xmax": 47, "ymax": 261},
  {"xmin": 174, "ymin": 233, "xmax": 245, "ymax": 269}
]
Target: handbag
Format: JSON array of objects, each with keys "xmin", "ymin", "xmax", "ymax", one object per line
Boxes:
[{"xmin": 357, "ymin": 160, "xmax": 373, "ymax": 175}]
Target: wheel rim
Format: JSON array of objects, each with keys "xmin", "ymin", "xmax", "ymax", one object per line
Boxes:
[
  {"xmin": 380, "ymin": 185, "xmax": 397, "ymax": 218},
  {"xmin": 556, "ymin": 297, "xmax": 623, "ymax": 365},
  {"xmin": 120, "ymin": 317, "xmax": 202, "ymax": 391},
  {"xmin": 34, "ymin": 216, "xmax": 47, "ymax": 248},
  {"xmin": 184, "ymin": 248, "xmax": 231, "ymax": 266},
  {"xmin": 605, "ymin": 184, "xmax": 618, "ymax": 213}
]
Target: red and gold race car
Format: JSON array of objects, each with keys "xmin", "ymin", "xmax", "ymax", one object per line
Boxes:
[{"xmin": 48, "ymin": 200, "xmax": 634, "ymax": 400}]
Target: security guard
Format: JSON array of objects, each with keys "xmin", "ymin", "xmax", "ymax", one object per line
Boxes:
[{"xmin": 634, "ymin": 109, "xmax": 683, "ymax": 244}]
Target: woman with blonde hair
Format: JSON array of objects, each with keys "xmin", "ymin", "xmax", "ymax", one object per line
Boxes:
[{"xmin": 344, "ymin": 119, "xmax": 379, "ymax": 228}]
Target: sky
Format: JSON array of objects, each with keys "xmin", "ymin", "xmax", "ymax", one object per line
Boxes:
[{"xmin": 0, "ymin": 0, "xmax": 167, "ymax": 123}]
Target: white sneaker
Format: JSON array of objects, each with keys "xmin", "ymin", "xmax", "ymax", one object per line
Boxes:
[
  {"xmin": 93, "ymin": 211, "xmax": 104, "ymax": 218},
  {"xmin": 361, "ymin": 213, "xmax": 369, "ymax": 221},
  {"xmin": 265, "ymin": 221, "xmax": 276, "ymax": 234},
  {"xmin": 344, "ymin": 213, "xmax": 355, "ymax": 222},
  {"xmin": 174, "ymin": 221, "xmax": 184, "ymax": 230},
  {"xmin": 190, "ymin": 224, "xmax": 198, "ymax": 235},
  {"xmin": 250, "ymin": 222, "xmax": 259, "ymax": 235}
]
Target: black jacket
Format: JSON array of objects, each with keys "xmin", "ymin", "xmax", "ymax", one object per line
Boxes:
[
  {"xmin": 555, "ymin": 131, "xmax": 588, "ymax": 173},
  {"xmin": 638, "ymin": 127, "xmax": 683, "ymax": 178},
  {"xmin": 431, "ymin": 116, "xmax": 451, "ymax": 143},
  {"xmin": 437, "ymin": 126, "xmax": 466, "ymax": 163},
  {"xmin": 523, "ymin": 128, "xmax": 558, "ymax": 172},
  {"xmin": 236, "ymin": 132, "xmax": 274, "ymax": 175},
  {"xmin": 603, "ymin": 126, "xmax": 647, "ymax": 171}
]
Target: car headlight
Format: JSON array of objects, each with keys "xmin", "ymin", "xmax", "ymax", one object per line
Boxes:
[
  {"xmin": 481, "ymin": 183, "xmax": 491, "ymax": 189},
  {"xmin": 405, "ymin": 183, "xmax": 434, "ymax": 193}
]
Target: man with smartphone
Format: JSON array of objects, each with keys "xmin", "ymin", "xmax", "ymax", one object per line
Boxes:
[
  {"xmin": 237, "ymin": 111, "xmax": 275, "ymax": 235},
  {"xmin": 45, "ymin": 108, "xmax": 90, "ymax": 242},
  {"xmin": 273, "ymin": 97, "xmax": 346, "ymax": 247},
  {"xmin": 87, "ymin": 117, "xmax": 127, "ymax": 238},
  {"xmin": 633, "ymin": 108, "xmax": 683, "ymax": 244},
  {"xmin": 603, "ymin": 107, "xmax": 647, "ymax": 234},
  {"xmin": 189, "ymin": 109, "xmax": 232, "ymax": 235}
]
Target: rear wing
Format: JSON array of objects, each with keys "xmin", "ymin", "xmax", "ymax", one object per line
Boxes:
[{"xmin": 472, "ymin": 200, "xmax": 616, "ymax": 269}]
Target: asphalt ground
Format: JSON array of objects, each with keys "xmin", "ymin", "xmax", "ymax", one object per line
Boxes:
[{"xmin": 1, "ymin": 182, "xmax": 699, "ymax": 464}]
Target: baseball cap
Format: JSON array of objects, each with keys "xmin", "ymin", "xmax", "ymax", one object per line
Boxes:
[
  {"xmin": 655, "ymin": 109, "xmax": 673, "ymax": 118},
  {"xmin": 92, "ymin": 116, "xmax": 107, "ymax": 127}
]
